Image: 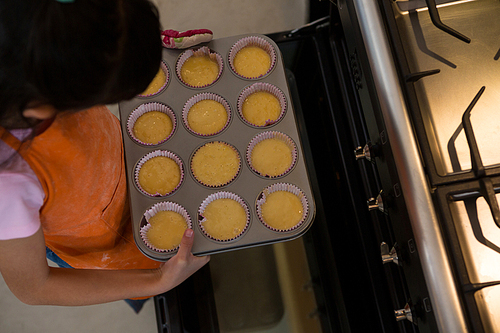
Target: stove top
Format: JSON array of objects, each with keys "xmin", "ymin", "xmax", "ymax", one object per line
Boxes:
[
  {"xmin": 393, "ymin": 0, "xmax": 500, "ymax": 181},
  {"xmin": 389, "ymin": 0, "xmax": 500, "ymax": 331}
]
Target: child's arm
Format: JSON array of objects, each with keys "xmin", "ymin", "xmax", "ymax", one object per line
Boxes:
[{"xmin": 0, "ymin": 227, "xmax": 209, "ymax": 306}]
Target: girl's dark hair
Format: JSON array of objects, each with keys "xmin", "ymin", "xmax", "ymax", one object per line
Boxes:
[{"xmin": 0, "ymin": 0, "xmax": 162, "ymax": 129}]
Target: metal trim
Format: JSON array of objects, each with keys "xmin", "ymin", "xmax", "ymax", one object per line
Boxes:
[{"xmin": 351, "ymin": 1, "xmax": 468, "ymax": 332}]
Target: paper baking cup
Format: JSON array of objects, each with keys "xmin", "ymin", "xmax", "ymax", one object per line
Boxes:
[
  {"xmin": 138, "ymin": 61, "xmax": 170, "ymax": 97},
  {"xmin": 256, "ymin": 183, "xmax": 309, "ymax": 232},
  {"xmin": 246, "ymin": 131, "xmax": 297, "ymax": 178},
  {"xmin": 237, "ymin": 82, "xmax": 287, "ymax": 127},
  {"xmin": 175, "ymin": 46, "xmax": 224, "ymax": 88},
  {"xmin": 127, "ymin": 102, "xmax": 177, "ymax": 146},
  {"xmin": 228, "ymin": 36, "xmax": 277, "ymax": 79},
  {"xmin": 134, "ymin": 150, "xmax": 184, "ymax": 197},
  {"xmin": 190, "ymin": 141, "xmax": 241, "ymax": 188},
  {"xmin": 198, "ymin": 191, "xmax": 250, "ymax": 242},
  {"xmin": 182, "ymin": 92, "xmax": 231, "ymax": 137},
  {"xmin": 140, "ymin": 202, "xmax": 192, "ymax": 253}
]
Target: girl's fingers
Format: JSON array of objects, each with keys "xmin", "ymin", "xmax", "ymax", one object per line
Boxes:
[
  {"xmin": 174, "ymin": 228, "xmax": 210, "ymax": 268},
  {"xmin": 175, "ymin": 228, "xmax": 194, "ymax": 259}
]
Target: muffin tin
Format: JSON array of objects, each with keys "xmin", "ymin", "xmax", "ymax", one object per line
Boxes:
[{"xmin": 118, "ymin": 34, "xmax": 316, "ymax": 261}]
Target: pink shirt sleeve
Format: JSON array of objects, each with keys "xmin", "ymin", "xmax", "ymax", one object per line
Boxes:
[{"xmin": 0, "ymin": 151, "xmax": 43, "ymax": 241}]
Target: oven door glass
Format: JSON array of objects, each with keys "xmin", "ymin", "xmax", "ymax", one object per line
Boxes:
[{"xmin": 210, "ymin": 240, "xmax": 322, "ymax": 333}]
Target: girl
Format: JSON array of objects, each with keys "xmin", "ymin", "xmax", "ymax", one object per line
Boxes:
[{"xmin": 0, "ymin": 0, "xmax": 209, "ymax": 311}]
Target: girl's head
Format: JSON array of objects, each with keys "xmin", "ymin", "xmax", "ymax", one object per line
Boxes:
[{"xmin": 0, "ymin": 0, "xmax": 162, "ymax": 129}]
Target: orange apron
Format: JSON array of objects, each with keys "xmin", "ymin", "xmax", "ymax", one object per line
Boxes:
[{"xmin": 0, "ymin": 106, "xmax": 161, "ymax": 270}]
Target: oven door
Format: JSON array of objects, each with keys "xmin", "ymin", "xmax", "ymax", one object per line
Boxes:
[{"xmin": 153, "ymin": 12, "xmax": 408, "ymax": 333}]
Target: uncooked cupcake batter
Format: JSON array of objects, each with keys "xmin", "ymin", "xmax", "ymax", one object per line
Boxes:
[
  {"xmin": 138, "ymin": 156, "xmax": 181, "ymax": 195},
  {"xmin": 261, "ymin": 191, "xmax": 303, "ymax": 230},
  {"xmin": 233, "ymin": 45, "xmax": 271, "ymax": 78},
  {"xmin": 191, "ymin": 142, "xmax": 240, "ymax": 186},
  {"xmin": 181, "ymin": 54, "xmax": 219, "ymax": 87},
  {"xmin": 141, "ymin": 67, "xmax": 166, "ymax": 95},
  {"xmin": 242, "ymin": 91, "xmax": 281, "ymax": 126},
  {"xmin": 146, "ymin": 211, "xmax": 188, "ymax": 250},
  {"xmin": 133, "ymin": 111, "xmax": 173, "ymax": 144},
  {"xmin": 187, "ymin": 100, "xmax": 227, "ymax": 135},
  {"xmin": 251, "ymin": 138, "xmax": 292, "ymax": 176},
  {"xmin": 201, "ymin": 198, "xmax": 247, "ymax": 240}
]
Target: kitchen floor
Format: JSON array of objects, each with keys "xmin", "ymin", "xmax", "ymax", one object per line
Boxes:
[{"xmin": 0, "ymin": 1, "xmax": 308, "ymax": 333}]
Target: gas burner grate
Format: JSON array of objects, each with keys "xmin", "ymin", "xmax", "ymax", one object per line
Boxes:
[
  {"xmin": 424, "ymin": 0, "xmax": 471, "ymax": 43},
  {"xmin": 462, "ymin": 86, "xmax": 500, "ymax": 228},
  {"xmin": 404, "ymin": 68, "xmax": 440, "ymax": 83}
]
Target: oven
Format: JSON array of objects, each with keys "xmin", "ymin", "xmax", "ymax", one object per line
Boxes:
[{"xmin": 153, "ymin": 1, "xmax": 500, "ymax": 332}]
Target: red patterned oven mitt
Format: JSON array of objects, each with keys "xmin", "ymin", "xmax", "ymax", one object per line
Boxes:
[{"xmin": 161, "ymin": 29, "xmax": 213, "ymax": 49}]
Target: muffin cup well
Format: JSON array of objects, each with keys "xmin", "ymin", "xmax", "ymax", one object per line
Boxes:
[
  {"xmin": 138, "ymin": 61, "xmax": 170, "ymax": 97},
  {"xmin": 190, "ymin": 141, "xmax": 241, "ymax": 188},
  {"xmin": 237, "ymin": 82, "xmax": 287, "ymax": 127},
  {"xmin": 256, "ymin": 183, "xmax": 309, "ymax": 232},
  {"xmin": 127, "ymin": 102, "xmax": 176, "ymax": 146},
  {"xmin": 198, "ymin": 191, "xmax": 250, "ymax": 242},
  {"xmin": 140, "ymin": 202, "xmax": 192, "ymax": 253},
  {"xmin": 228, "ymin": 36, "xmax": 277, "ymax": 79},
  {"xmin": 134, "ymin": 150, "xmax": 184, "ymax": 197},
  {"xmin": 175, "ymin": 46, "xmax": 224, "ymax": 88},
  {"xmin": 182, "ymin": 92, "xmax": 231, "ymax": 137},
  {"xmin": 246, "ymin": 131, "xmax": 297, "ymax": 178}
]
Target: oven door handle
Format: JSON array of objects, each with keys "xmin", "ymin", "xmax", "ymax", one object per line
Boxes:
[{"xmin": 351, "ymin": 1, "xmax": 468, "ymax": 332}]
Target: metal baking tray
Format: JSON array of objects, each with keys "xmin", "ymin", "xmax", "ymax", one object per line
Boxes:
[{"xmin": 118, "ymin": 33, "xmax": 316, "ymax": 261}]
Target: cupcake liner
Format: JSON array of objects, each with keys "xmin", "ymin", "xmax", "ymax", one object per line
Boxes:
[
  {"xmin": 182, "ymin": 92, "xmax": 231, "ymax": 137},
  {"xmin": 138, "ymin": 61, "xmax": 170, "ymax": 97},
  {"xmin": 127, "ymin": 102, "xmax": 177, "ymax": 146},
  {"xmin": 237, "ymin": 82, "xmax": 287, "ymax": 127},
  {"xmin": 246, "ymin": 131, "xmax": 297, "ymax": 178},
  {"xmin": 175, "ymin": 46, "xmax": 224, "ymax": 88},
  {"xmin": 256, "ymin": 183, "xmax": 309, "ymax": 232},
  {"xmin": 228, "ymin": 36, "xmax": 277, "ymax": 79},
  {"xmin": 198, "ymin": 191, "xmax": 250, "ymax": 242},
  {"xmin": 190, "ymin": 141, "xmax": 241, "ymax": 188},
  {"xmin": 134, "ymin": 150, "xmax": 184, "ymax": 197},
  {"xmin": 140, "ymin": 202, "xmax": 192, "ymax": 253}
]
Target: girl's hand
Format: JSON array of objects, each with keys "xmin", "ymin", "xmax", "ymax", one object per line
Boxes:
[{"xmin": 157, "ymin": 229, "xmax": 210, "ymax": 292}]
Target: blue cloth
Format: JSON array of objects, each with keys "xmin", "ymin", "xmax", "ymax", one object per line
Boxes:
[
  {"xmin": 45, "ymin": 247, "xmax": 150, "ymax": 313},
  {"xmin": 45, "ymin": 247, "xmax": 73, "ymax": 268}
]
